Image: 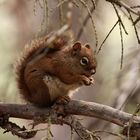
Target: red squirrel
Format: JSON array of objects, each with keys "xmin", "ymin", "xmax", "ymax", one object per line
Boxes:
[{"xmin": 15, "ymin": 32, "xmax": 97, "ymax": 107}]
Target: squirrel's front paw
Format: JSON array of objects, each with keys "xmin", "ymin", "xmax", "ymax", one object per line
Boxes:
[{"xmin": 81, "ymin": 75, "xmax": 95, "ymax": 86}]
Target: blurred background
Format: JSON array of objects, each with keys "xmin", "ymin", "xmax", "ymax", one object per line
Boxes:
[{"xmin": 0, "ymin": 0, "xmax": 140, "ymax": 139}]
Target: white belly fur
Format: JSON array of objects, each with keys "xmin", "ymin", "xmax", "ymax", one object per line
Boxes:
[{"xmin": 43, "ymin": 75, "xmax": 80, "ymax": 101}]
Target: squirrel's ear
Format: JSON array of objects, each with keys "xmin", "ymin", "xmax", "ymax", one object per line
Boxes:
[
  {"xmin": 71, "ymin": 42, "xmax": 81, "ymax": 56},
  {"xmin": 85, "ymin": 44, "xmax": 90, "ymax": 49}
]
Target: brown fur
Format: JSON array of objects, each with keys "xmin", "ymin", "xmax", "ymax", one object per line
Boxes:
[{"xmin": 15, "ymin": 33, "xmax": 97, "ymax": 107}]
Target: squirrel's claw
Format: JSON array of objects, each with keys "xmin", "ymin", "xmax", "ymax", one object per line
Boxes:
[{"xmin": 55, "ymin": 95, "xmax": 70, "ymax": 105}]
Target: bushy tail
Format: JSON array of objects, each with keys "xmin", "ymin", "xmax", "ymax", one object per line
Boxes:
[{"xmin": 15, "ymin": 25, "xmax": 72, "ymax": 102}]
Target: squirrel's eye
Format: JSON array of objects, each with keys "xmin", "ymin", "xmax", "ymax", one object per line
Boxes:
[{"xmin": 80, "ymin": 57, "xmax": 89, "ymax": 66}]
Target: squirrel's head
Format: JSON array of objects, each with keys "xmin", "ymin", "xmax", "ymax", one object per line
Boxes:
[{"xmin": 70, "ymin": 42, "xmax": 97, "ymax": 78}]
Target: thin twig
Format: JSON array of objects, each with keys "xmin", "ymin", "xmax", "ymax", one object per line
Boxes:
[
  {"xmin": 76, "ymin": 3, "xmax": 95, "ymax": 40},
  {"xmin": 33, "ymin": 0, "xmax": 37, "ymax": 16},
  {"xmin": 119, "ymin": 21, "xmax": 124, "ymax": 69},
  {"xmin": 46, "ymin": 117, "xmax": 53, "ymax": 140},
  {"xmin": 50, "ymin": 0, "xmax": 69, "ymax": 13},
  {"xmin": 131, "ymin": 5, "xmax": 140, "ymax": 9},
  {"xmin": 112, "ymin": 4, "xmax": 124, "ymax": 69},
  {"xmin": 58, "ymin": 0, "xmax": 64, "ymax": 27},
  {"xmin": 45, "ymin": 24, "xmax": 70, "ymax": 45},
  {"xmin": 128, "ymin": 11, "xmax": 140, "ymax": 44},
  {"xmin": 106, "ymin": 0, "xmax": 140, "ymax": 16},
  {"xmin": 77, "ymin": 0, "xmax": 98, "ymax": 50},
  {"xmin": 119, "ymin": 82, "xmax": 139, "ymax": 110},
  {"xmin": 70, "ymin": 127, "xmax": 74, "ymax": 140},
  {"xmin": 37, "ymin": 0, "xmax": 44, "ymax": 8},
  {"xmin": 93, "ymin": 130, "xmax": 125, "ymax": 140},
  {"xmin": 113, "ymin": 4, "xmax": 128, "ymax": 35},
  {"xmin": 66, "ymin": 2, "xmax": 73, "ymax": 27},
  {"xmin": 33, "ymin": 0, "xmax": 48, "ymax": 35},
  {"xmin": 90, "ymin": 0, "xmax": 96, "ymax": 9},
  {"xmin": 44, "ymin": 0, "xmax": 49, "ymax": 31},
  {"xmin": 79, "ymin": 0, "xmax": 98, "ymax": 48},
  {"xmin": 72, "ymin": 0, "xmax": 79, "ymax": 8},
  {"xmin": 134, "ymin": 16, "xmax": 140, "ymax": 25},
  {"xmin": 73, "ymin": 1, "xmax": 89, "ymax": 42},
  {"xmin": 97, "ymin": 20, "xmax": 119, "ymax": 54},
  {"xmin": 0, "ymin": 115, "xmax": 37, "ymax": 139},
  {"xmin": 64, "ymin": 116, "xmax": 99, "ymax": 140}
]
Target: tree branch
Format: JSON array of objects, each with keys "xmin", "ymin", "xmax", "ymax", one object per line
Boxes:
[
  {"xmin": 0, "ymin": 100, "xmax": 140, "ymax": 138},
  {"xmin": 0, "ymin": 100, "xmax": 140, "ymax": 125}
]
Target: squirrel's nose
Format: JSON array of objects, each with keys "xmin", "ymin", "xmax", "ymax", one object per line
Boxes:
[{"xmin": 91, "ymin": 69, "xmax": 96, "ymax": 75}]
